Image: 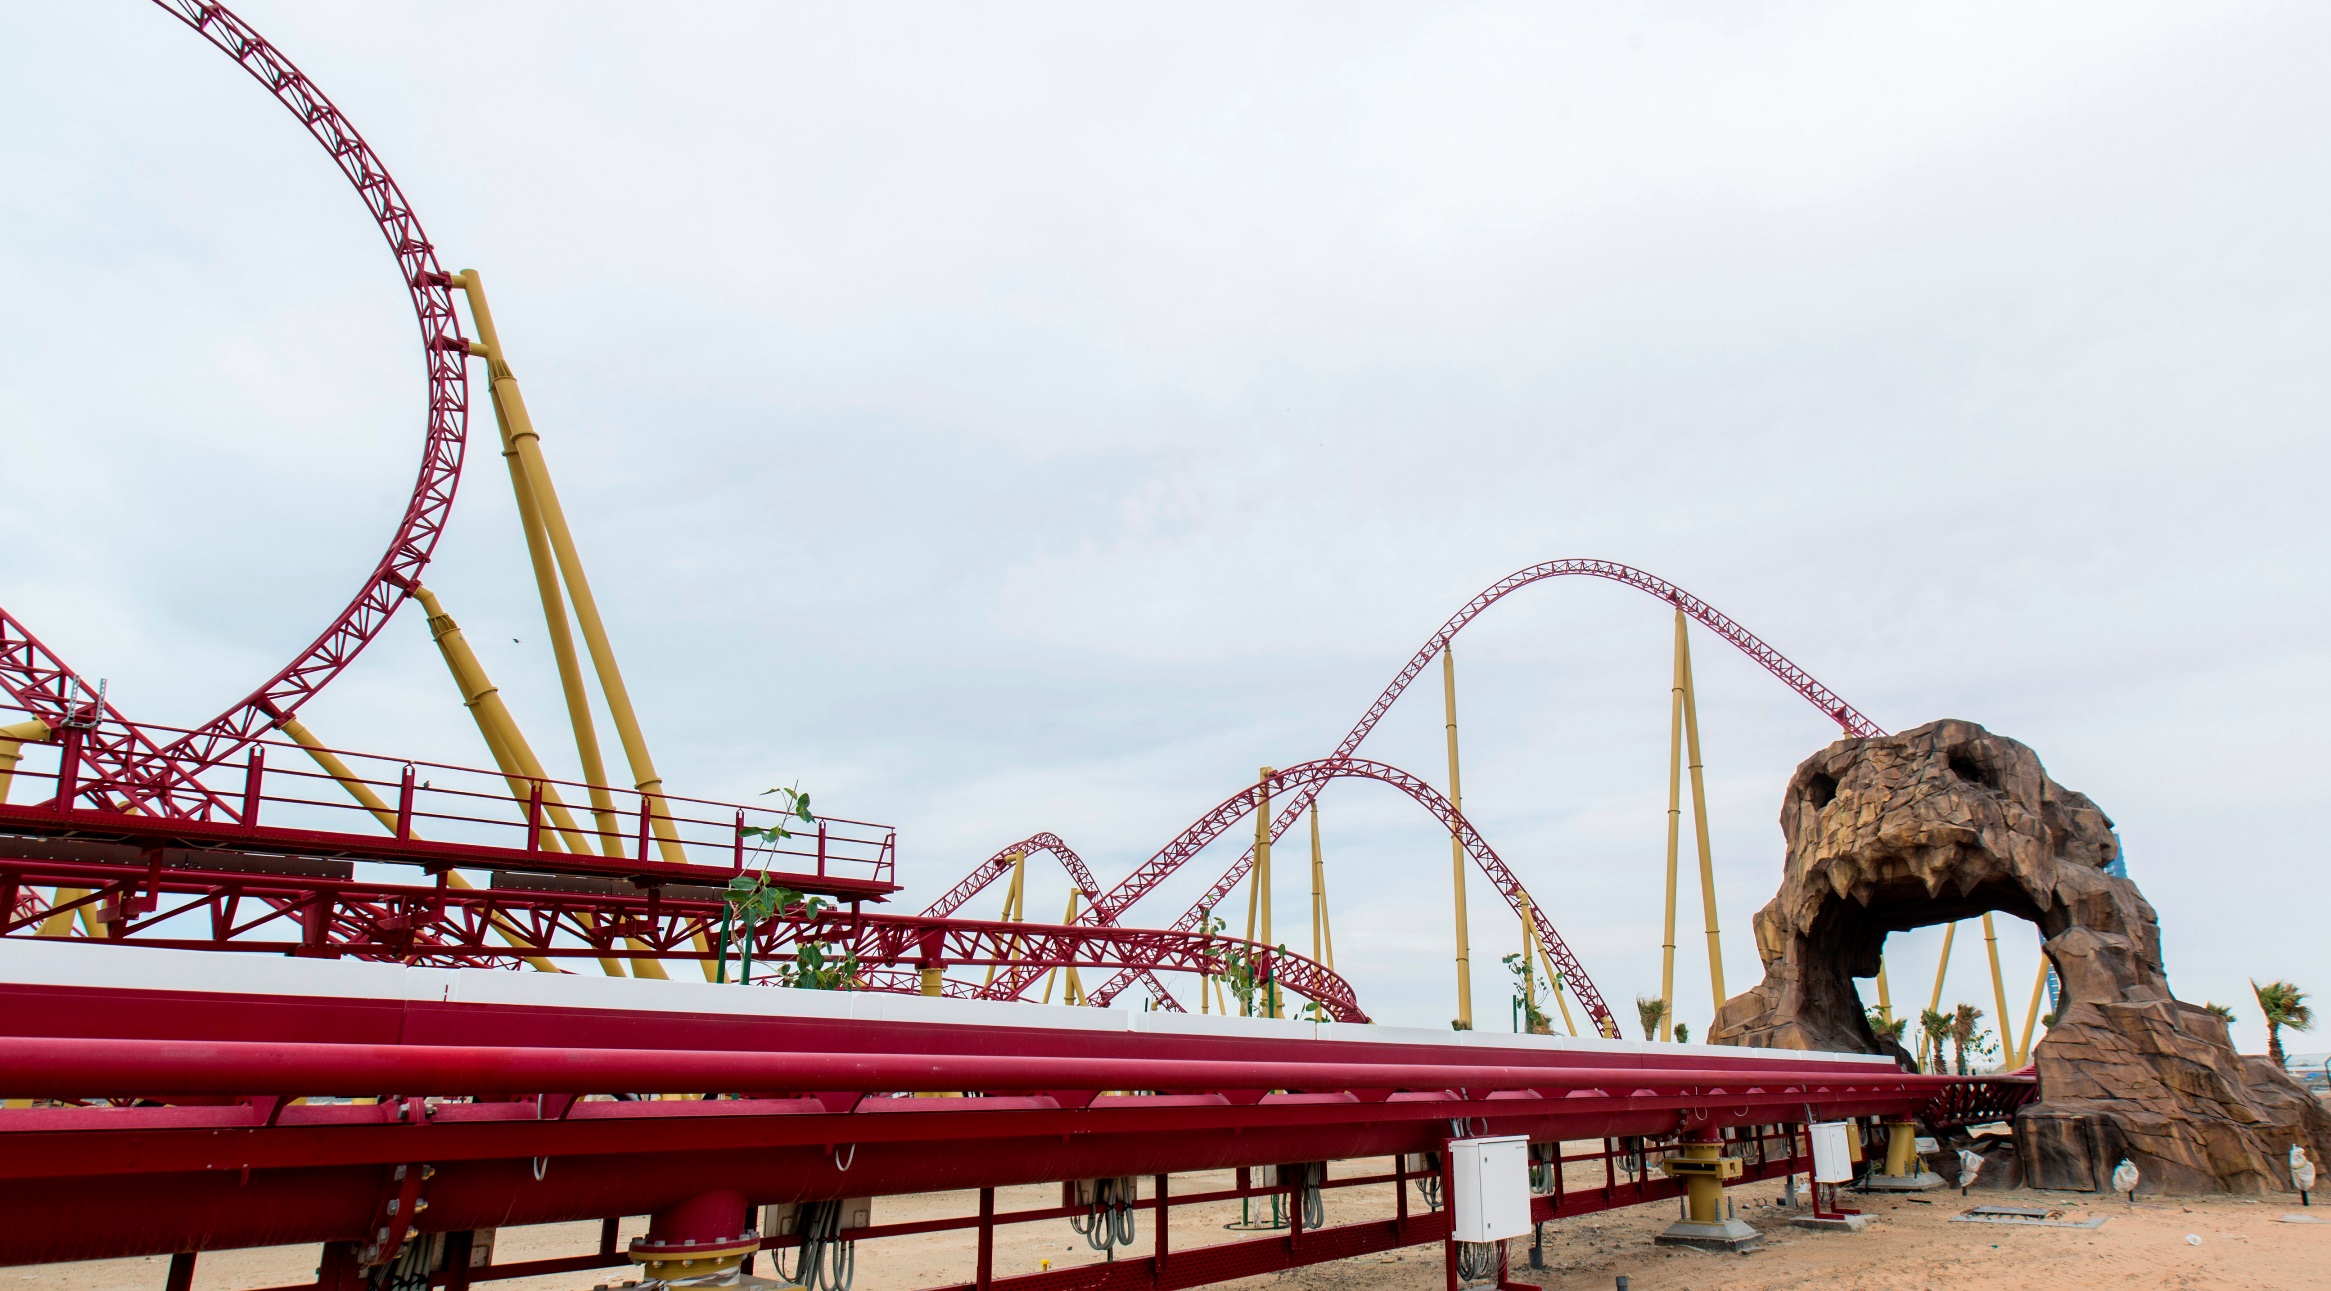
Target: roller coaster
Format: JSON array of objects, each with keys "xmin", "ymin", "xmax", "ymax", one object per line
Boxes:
[{"xmin": 0, "ymin": 6, "xmax": 2030, "ymax": 1290}]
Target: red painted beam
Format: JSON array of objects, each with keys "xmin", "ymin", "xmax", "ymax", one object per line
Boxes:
[
  {"xmin": 0, "ymin": 1035, "xmax": 1965, "ymax": 1100},
  {"xmin": 0, "ymin": 804, "xmax": 896, "ymax": 902}
]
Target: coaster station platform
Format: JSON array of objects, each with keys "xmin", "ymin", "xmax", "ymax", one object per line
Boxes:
[{"xmin": 0, "ymin": 938, "xmax": 2034, "ymax": 1290}]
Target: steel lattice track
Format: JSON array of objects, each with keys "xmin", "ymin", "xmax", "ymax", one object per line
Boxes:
[
  {"xmin": 1014, "ymin": 559, "xmax": 1883, "ymax": 1021},
  {"xmin": 979, "ymin": 758, "xmax": 1611, "ymax": 1031},
  {"xmin": 0, "ymin": 2, "xmax": 468, "ymax": 820}
]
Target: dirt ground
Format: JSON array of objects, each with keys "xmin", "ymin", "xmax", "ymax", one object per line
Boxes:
[{"xmin": 20, "ymin": 1153, "xmax": 2327, "ymax": 1291}]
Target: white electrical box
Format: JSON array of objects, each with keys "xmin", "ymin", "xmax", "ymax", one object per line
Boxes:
[
  {"xmin": 762, "ymin": 1197, "xmax": 873, "ymax": 1239},
  {"xmin": 1809, "ymin": 1122, "xmax": 1855, "ymax": 1184},
  {"xmin": 1448, "ymin": 1135, "xmax": 1531, "ymax": 1242}
]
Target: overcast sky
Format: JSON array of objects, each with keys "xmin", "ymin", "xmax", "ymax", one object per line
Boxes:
[{"xmin": 3, "ymin": 2, "xmax": 2325, "ymax": 1056}]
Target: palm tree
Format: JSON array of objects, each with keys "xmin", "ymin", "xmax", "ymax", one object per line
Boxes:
[
  {"xmin": 1673, "ymin": 1021, "xmax": 1690, "ymax": 1044},
  {"xmin": 1918, "ymin": 1008, "xmax": 1951, "ymax": 1073},
  {"xmin": 2251, "ymin": 981, "xmax": 2314, "ymax": 1067},
  {"xmin": 1866, "ymin": 1009, "xmax": 1909, "ymax": 1048},
  {"xmin": 2202, "ymin": 1002, "xmax": 2236, "ymax": 1025},
  {"xmin": 1635, "ymin": 994, "xmax": 1669, "ymax": 1042},
  {"xmin": 1949, "ymin": 1004, "xmax": 1986, "ymax": 1075}
]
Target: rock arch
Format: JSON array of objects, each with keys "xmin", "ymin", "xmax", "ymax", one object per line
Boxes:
[{"xmin": 1711, "ymin": 719, "xmax": 2329, "ymax": 1195}]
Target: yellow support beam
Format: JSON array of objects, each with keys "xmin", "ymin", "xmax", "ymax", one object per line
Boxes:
[
  {"xmin": 1253, "ymin": 766, "xmax": 1278, "ymax": 1018},
  {"xmin": 276, "ymin": 717, "xmax": 567, "ymax": 975},
  {"xmin": 2017, "ymin": 953, "xmax": 2051, "ymax": 1066},
  {"xmin": 409, "ymin": 587, "xmax": 667, "ymax": 979},
  {"xmin": 1677, "ymin": 620, "xmax": 1726, "ymax": 1015},
  {"xmin": 481, "ymin": 378, "xmax": 624, "ymax": 855},
  {"xmin": 1042, "ymin": 891, "xmax": 1086, "ymax": 1006},
  {"xmin": 1875, "ymin": 959, "xmax": 1894, "ymax": 1026},
  {"xmin": 411, "ymin": 587, "xmax": 597, "ymax": 856},
  {"xmin": 454, "ymin": 270, "xmax": 685, "ymax": 865},
  {"xmin": 1308, "ymin": 805, "xmax": 1333, "ymax": 972},
  {"xmin": 1518, "ymin": 892, "xmax": 1539, "ymax": 1034},
  {"xmin": 0, "ymin": 718, "xmax": 88, "ymax": 940},
  {"xmin": 982, "ymin": 852, "xmax": 1027, "ymax": 990},
  {"xmin": 1441, "ymin": 649, "xmax": 1473, "ymax": 1030},
  {"xmin": 1927, "ymin": 921, "xmax": 1957, "ymax": 1013},
  {"xmin": 1983, "ymin": 913, "xmax": 2013, "ymax": 1070},
  {"xmin": 0, "ymin": 717, "xmax": 52, "ymax": 805},
  {"xmin": 1659, "ymin": 614, "xmax": 1686, "ymax": 1041}
]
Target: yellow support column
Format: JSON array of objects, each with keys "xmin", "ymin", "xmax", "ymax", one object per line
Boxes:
[
  {"xmin": 1862, "ymin": 1120, "xmax": 1941, "ymax": 1191},
  {"xmin": 278, "ymin": 716, "xmax": 402, "ymax": 834},
  {"xmin": 1252, "ymin": 767, "xmax": 1278, "ymax": 1018},
  {"xmin": 0, "ymin": 718, "xmax": 76, "ymax": 937},
  {"xmin": 1061, "ymin": 892, "xmax": 1086, "ymax": 1006},
  {"xmin": 1654, "ymin": 1133, "xmax": 1754, "ymax": 1249},
  {"xmin": 276, "ymin": 717, "xmax": 567, "ymax": 975},
  {"xmin": 2017, "ymin": 954, "xmax": 2050, "ymax": 1066},
  {"xmin": 478, "ymin": 369, "xmax": 624, "ymax": 854},
  {"xmin": 983, "ymin": 851, "xmax": 1027, "ymax": 990},
  {"xmin": 411, "ymin": 588, "xmax": 596, "ymax": 855},
  {"xmin": 1308, "ymin": 805, "xmax": 1333, "ymax": 971},
  {"xmin": 1441, "ymin": 650, "xmax": 1473, "ymax": 1030},
  {"xmin": 1983, "ymin": 913, "xmax": 2013, "ymax": 1070},
  {"xmin": 1875, "ymin": 960, "xmax": 1894, "ymax": 1026},
  {"xmin": 1676, "ymin": 619, "xmax": 1726, "ymax": 1016},
  {"xmin": 1518, "ymin": 893, "xmax": 1540, "ymax": 1034},
  {"xmin": 411, "ymin": 587, "xmax": 668, "ymax": 978},
  {"xmin": 0, "ymin": 717, "xmax": 52, "ymax": 804},
  {"xmin": 455, "ymin": 270, "xmax": 685, "ymax": 864},
  {"xmin": 1927, "ymin": 922, "xmax": 1957, "ymax": 1013},
  {"xmin": 1043, "ymin": 890, "xmax": 1088, "ymax": 1005},
  {"xmin": 1660, "ymin": 614, "xmax": 1686, "ymax": 1041}
]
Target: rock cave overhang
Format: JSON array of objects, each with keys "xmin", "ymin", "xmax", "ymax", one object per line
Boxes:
[{"xmin": 1818, "ymin": 872, "xmax": 2057, "ymax": 986}]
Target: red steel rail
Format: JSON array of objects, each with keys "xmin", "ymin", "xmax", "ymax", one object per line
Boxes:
[
  {"xmin": 920, "ymin": 834, "xmax": 1180, "ymax": 1004},
  {"xmin": 1074, "ymin": 559, "xmax": 1886, "ymax": 1013},
  {"xmin": 0, "ymin": 716, "xmax": 896, "ymax": 896},
  {"xmin": 920, "ymin": 834, "xmax": 1102, "ymax": 919},
  {"xmin": 990, "ymin": 758, "xmax": 1613, "ymax": 1034},
  {"xmin": 0, "ymin": 2, "xmax": 470, "ymax": 819},
  {"xmin": 0, "ymin": 964, "xmax": 2029, "ymax": 1267},
  {"xmin": 0, "ymin": 851, "xmax": 1360, "ymax": 1016}
]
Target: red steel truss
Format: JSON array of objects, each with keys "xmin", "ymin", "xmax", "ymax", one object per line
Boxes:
[
  {"xmin": 0, "ymin": 851, "xmax": 1359, "ymax": 1019},
  {"xmin": 1071, "ymin": 559, "xmax": 1885, "ymax": 1013},
  {"xmin": 917, "ymin": 834, "xmax": 1180, "ymax": 1006},
  {"xmin": 920, "ymin": 834, "xmax": 1102, "ymax": 919},
  {"xmin": 0, "ymin": 705, "xmax": 1376, "ymax": 1014},
  {"xmin": 0, "ymin": 962, "xmax": 2031, "ymax": 1268},
  {"xmin": 0, "ymin": 1, "xmax": 468, "ymax": 819},
  {"xmin": 980, "ymin": 759, "xmax": 1612, "ymax": 1034}
]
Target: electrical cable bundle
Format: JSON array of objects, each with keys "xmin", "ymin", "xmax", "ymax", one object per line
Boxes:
[
  {"xmin": 1455, "ymin": 1240, "xmax": 1500, "ymax": 1286},
  {"xmin": 1069, "ymin": 1178, "xmax": 1138, "ymax": 1251},
  {"xmin": 1298, "ymin": 1166, "xmax": 1324, "ymax": 1230},
  {"xmin": 773, "ymin": 1201, "xmax": 855, "ymax": 1291},
  {"xmin": 374, "ymin": 1235, "xmax": 436, "ymax": 1291}
]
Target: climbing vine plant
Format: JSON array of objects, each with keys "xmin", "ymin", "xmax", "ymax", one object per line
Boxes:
[{"xmin": 719, "ymin": 785, "xmax": 860, "ymax": 989}]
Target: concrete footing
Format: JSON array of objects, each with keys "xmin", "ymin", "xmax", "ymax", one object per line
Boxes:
[
  {"xmin": 1860, "ymin": 1170, "xmax": 1945, "ymax": 1191},
  {"xmin": 1653, "ymin": 1217, "xmax": 1762, "ymax": 1251},
  {"xmin": 1789, "ymin": 1213, "xmax": 1870, "ymax": 1233}
]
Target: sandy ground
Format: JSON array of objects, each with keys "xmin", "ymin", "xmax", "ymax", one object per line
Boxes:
[{"xmin": 19, "ymin": 1155, "xmax": 2326, "ymax": 1291}]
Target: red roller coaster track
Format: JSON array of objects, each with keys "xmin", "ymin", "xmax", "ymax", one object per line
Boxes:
[
  {"xmin": 979, "ymin": 758, "xmax": 1614, "ymax": 1033},
  {"xmin": 0, "ymin": 0, "xmax": 467, "ymax": 821},
  {"xmin": 1015, "ymin": 559, "xmax": 1885, "ymax": 1016}
]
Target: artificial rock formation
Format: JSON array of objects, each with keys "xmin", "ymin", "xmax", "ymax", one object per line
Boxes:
[{"xmin": 1710, "ymin": 719, "xmax": 2331, "ymax": 1195}]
